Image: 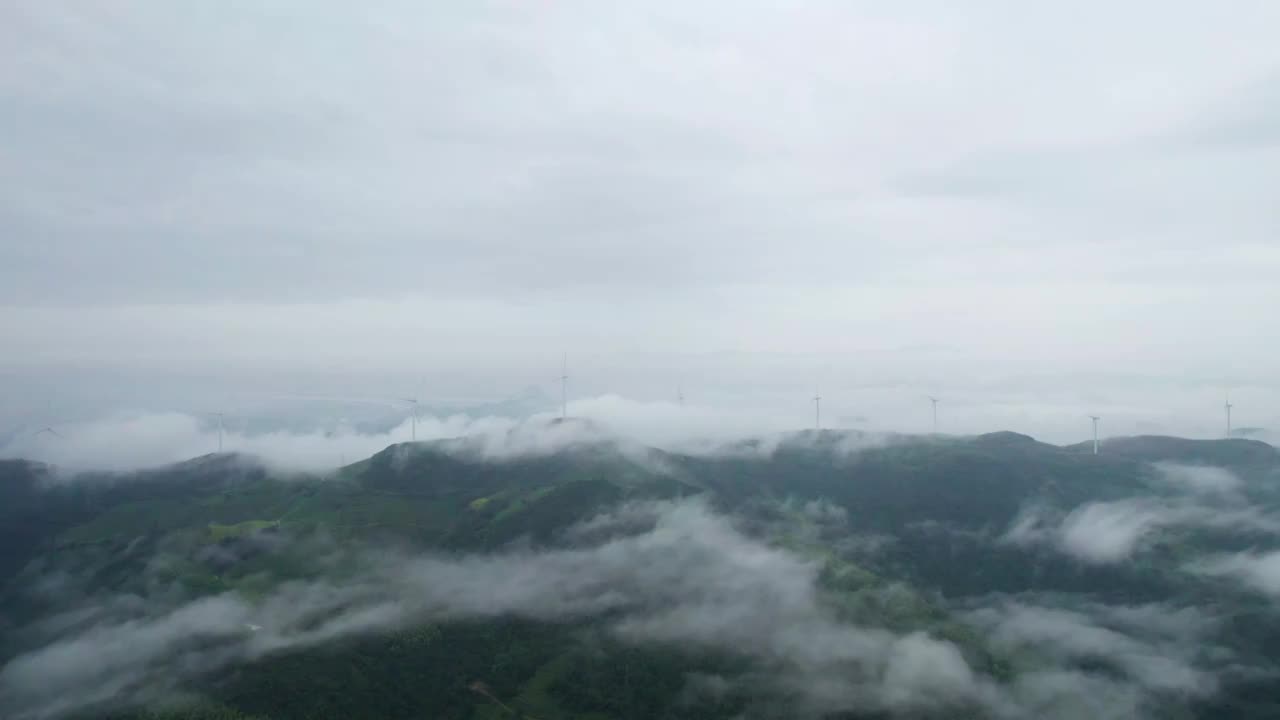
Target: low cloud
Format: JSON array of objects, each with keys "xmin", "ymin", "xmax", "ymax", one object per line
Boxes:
[
  {"xmin": 1002, "ymin": 463, "xmax": 1280, "ymax": 564},
  {"xmin": 0, "ymin": 395, "xmax": 897, "ymax": 474},
  {"xmin": 1006, "ymin": 500, "xmax": 1280, "ymax": 564},
  {"xmin": 1058, "ymin": 501, "xmax": 1174, "ymax": 564},
  {"xmin": 0, "ymin": 500, "xmax": 982, "ymax": 719},
  {"xmin": 1189, "ymin": 550, "xmax": 1280, "ymax": 597},
  {"xmin": 1, "ymin": 411, "xmax": 429, "ymax": 473},
  {"xmin": 1152, "ymin": 462, "xmax": 1243, "ymax": 497},
  {"xmin": 1002, "ymin": 500, "xmax": 1172, "ymax": 564},
  {"xmin": 966, "ymin": 600, "xmax": 1218, "ymax": 697},
  {"xmin": 0, "ymin": 499, "xmax": 1200, "ymax": 720}
]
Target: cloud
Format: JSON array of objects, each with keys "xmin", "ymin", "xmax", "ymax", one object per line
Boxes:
[
  {"xmin": 880, "ymin": 633, "xmax": 981, "ymax": 709},
  {"xmin": 0, "ymin": 2, "xmax": 1279, "ymax": 453},
  {"xmin": 1002, "ymin": 465, "xmax": 1280, "ymax": 564},
  {"xmin": 555, "ymin": 394, "xmax": 796, "ymax": 450},
  {"xmin": 0, "ymin": 500, "xmax": 975, "ymax": 718},
  {"xmin": 1057, "ymin": 501, "xmax": 1173, "ymax": 564},
  {"xmin": 959, "ymin": 598, "xmax": 1229, "ymax": 720},
  {"xmin": 1, "ymin": 498, "xmax": 1207, "ymax": 720},
  {"xmin": 1002, "ymin": 500, "xmax": 1172, "ymax": 563},
  {"xmin": 1, "ymin": 410, "xmax": 430, "ymax": 473},
  {"xmin": 966, "ymin": 601, "xmax": 1217, "ymax": 697},
  {"xmin": 1010, "ymin": 499, "xmax": 1280, "ymax": 564},
  {"xmin": 3, "ymin": 2, "xmax": 1278, "ymax": 300},
  {"xmin": 1189, "ymin": 550, "xmax": 1280, "ymax": 597},
  {"xmin": 0, "ymin": 594, "xmax": 254, "ymax": 719},
  {"xmin": 1152, "ymin": 462, "xmax": 1243, "ymax": 496},
  {"xmin": 0, "ymin": 395, "xmax": 897, "ymax": 473}
]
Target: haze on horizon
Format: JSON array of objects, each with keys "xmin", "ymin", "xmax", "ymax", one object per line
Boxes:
[{"xmin": 2, "ymin": 2, "xmax": 1277, "ymax": 450}]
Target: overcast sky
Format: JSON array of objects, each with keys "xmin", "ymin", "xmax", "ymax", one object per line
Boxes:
[{"xmin": 1, "ymin": 2, "xmax": 1277, "ymax": 445}]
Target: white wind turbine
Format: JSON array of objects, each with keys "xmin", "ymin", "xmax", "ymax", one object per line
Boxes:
[
  {"xmin": 559, "ymin": 354, "xmax": 569, "ymax": 420},
  {"xmin": 207, "ymin": 412, "xmax": 225, "ymax": 453},
  {"xmin": 1225, "ymin": 393, "xmax": 1234, "ymax": 439},
  {"xmin": 401, "ymin": 398, "xmax": 420, "ymax": 442},
  {"xmin": 401, "ymin": 378, "xmax": 427, "ymax": 442}
]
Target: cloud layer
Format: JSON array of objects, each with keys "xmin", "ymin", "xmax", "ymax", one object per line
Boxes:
[
  {"xmin": 965, "ymin": 599, "xmax": 1220, "ymax": 717},
  {"xmin": 1002, "ymin": 463, "xmax": 1280, "ymax": 564},
  {"xmin": 0, "ymin": 501, "xmax": 980, "ymax": 719},
  {"xmin": 1190, "ymin": 550, "xmax": 1280, "ymax": 597},
  {"xmin": 0, "ymin": 394, "xmax": 871, "ymax": 472},
  {"xmin": 1, "ymin": 499, "xmax": 1227, "ymax": 720}
]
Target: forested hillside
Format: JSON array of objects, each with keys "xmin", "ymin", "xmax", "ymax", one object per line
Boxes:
[{"xmin": 3, "ymin": 432, "xmax": 1279, "ymax": 719}]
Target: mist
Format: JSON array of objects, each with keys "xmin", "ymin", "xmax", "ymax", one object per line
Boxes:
[
  {"xmin": 0, "ymin": 401, "xmax": 701, "ymax": 473},
  {"xmin": 0, "ymin": 501, "xmax": 967, "ymax": 718},
  {"xmin": 3, "ymin": 365, "xmax": 1277, "ymax": 453},
  {"xmin": 1002, "ymin": 462, "xmax": 1280, "ymax": 564},
  {"xmin": 5, "ymin": 386, "xmax": 1276, "ymax": 474},
  {"xmin": 1, "ymin": 499, "xmax": 1231, "ymax": 720},
  {"xmin": 0, "ymin": 393, "xmax": 904, "ymax": 473},
  {"xmin": 1190, "ymin": 551, "xmax": 1280, "ymax": 597},
  {"xmin": 965, "ymin": 599, "xmax": 1219, "ymax": 699}
]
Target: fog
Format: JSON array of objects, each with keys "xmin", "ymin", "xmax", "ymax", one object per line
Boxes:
[
  {"xmin": 1, "ymin": 501, "xmax": 981, "ymax": 718},
  {"xmin": 1191, "ymin": 551, "xmax": 1280, "ymax": 597},
  {"xmin": 3, "ymin": 384, "xmax": 1277, "ymax": 474},
  {"xmin": 0, "ymin": 500, "xmax": 1222, "ymax": 720},
  {"xmin": 0, "ymin": 395, "xmax": 827, "ymax": 472},
  {"xmin": 966, "ymin": 600, "xmax": 1219, "ymax": 698},
  {"xmin": 1003, "ymin": 462, "xmax": 1280, "ymax": 565}
]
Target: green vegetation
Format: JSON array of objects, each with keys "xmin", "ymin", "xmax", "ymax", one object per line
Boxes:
[
  {"xmin": 3, "ymin": 434, "xmax": 1279, "ymax": 719},
  {"xmin": 207, "ymin": 520, "xmax": 280, "ymax": 542}
]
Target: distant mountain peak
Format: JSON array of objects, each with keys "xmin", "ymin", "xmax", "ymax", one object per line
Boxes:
[{"xmin": 976, "ymin": 431, "xmax": 1039, "ymax": 445}]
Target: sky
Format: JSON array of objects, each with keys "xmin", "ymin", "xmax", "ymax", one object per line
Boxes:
[{"xmin": 1, "ymin": 1, "xmax": 1278, "ymax": 452}]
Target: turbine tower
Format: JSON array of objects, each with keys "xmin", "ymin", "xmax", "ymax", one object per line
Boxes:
[
  {"xmin": 212, "ymin": 412, "xmax": 224, "ymax": 453},
  {"xmin": 560, "ymin": 353, "xmax": 568, "ymax": 420},
  {"xmin": 928, "ymin": 396, "xmax": 939, "ymax": 434},
  {"xmin": 814, "ymin": 392, "xmax": 821, "ymax": 430},
  {"xmin": 677, "ymin": 385, "xmax": 685, "ymax": 407},
  {"xmin": 1225, "ymin": 393, "xmax": 1233, "ymax": 439},
  {"xmin": 401, "ymin": 398, "xmax": 419, "ymax": 442},
  {"xmin": 1089, "ymin": 415, "xmax": 1100, "ymax": 455}
]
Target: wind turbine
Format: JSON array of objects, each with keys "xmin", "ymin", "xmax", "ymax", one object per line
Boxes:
[
  {"xmin": 401, "ymin": 378, "xmax": 426, "ymax": 442},
  {"xmin": 204, "ymin": 412, "xmax": 225, "ymax": 453},
  {"xmin": 1089, "ymin": 415, "xmax": 1100, "ymax": 455},
  {"xmin": 401, "ymin": 398, "xmax": 420, "ymax": 442},
  {"xmin": 813, "ymin": 392, "xmax": 821, "ymax": 430},
  {"xmin": 560, "ymin": 353, "xmax": 569, "ymax": 420},
  {"xmin": 34, "ymin": 427, "xmax": 62, "ymax": 439},
  {"xmin": 1225, "ymin": 393, "xmax": 1234, "ymax": 439},
  {"xmin": 928, "ymin": 396, "xmax": 939, "ymax": 435},
  {"xmin": 677, "ymin": 385, "xmax": 685, "ymax": 407}
]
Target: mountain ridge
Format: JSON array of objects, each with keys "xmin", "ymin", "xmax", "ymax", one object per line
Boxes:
[{"xmin": 3, "ymin": 431, "xmax": 1280, "ymax": 719}]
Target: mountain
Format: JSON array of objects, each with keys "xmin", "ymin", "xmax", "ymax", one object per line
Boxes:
[{"xmin": 2, "ymin": 432, "xmax": 1279, "ymax": 719}]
